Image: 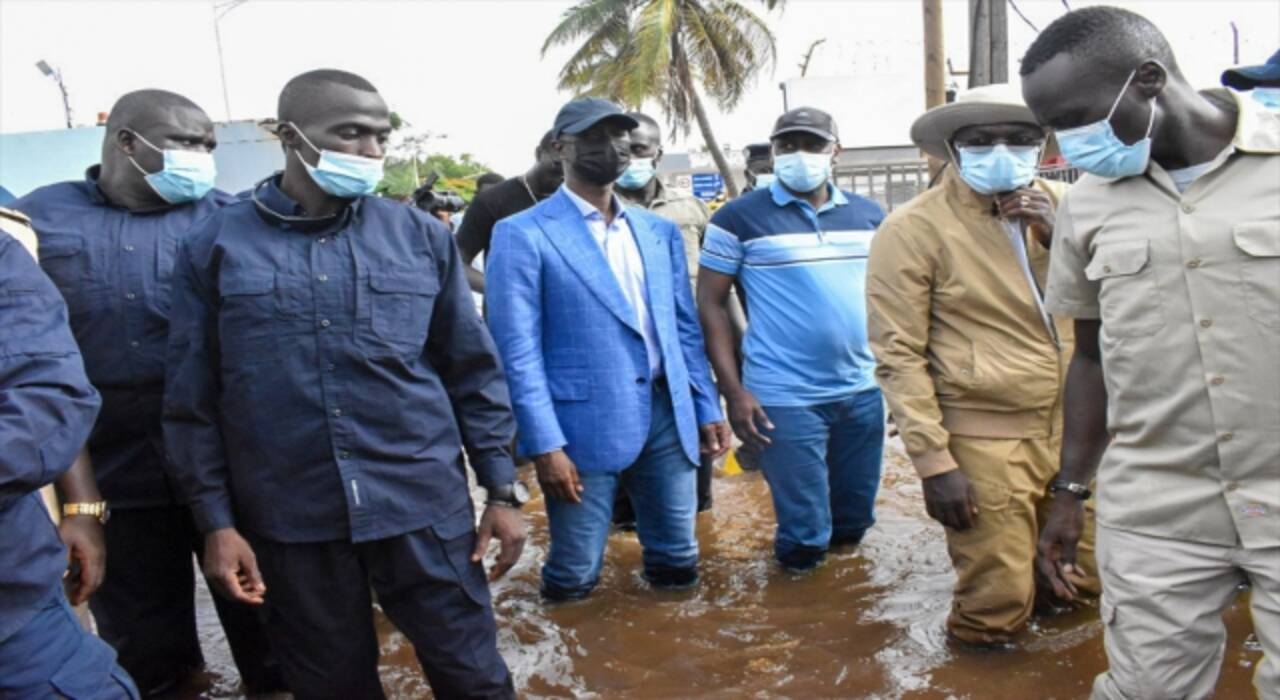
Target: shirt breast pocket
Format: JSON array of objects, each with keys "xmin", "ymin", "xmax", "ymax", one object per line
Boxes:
[
  {"xmin": 365, "ymin": 270, "xmax": 437, "ymax": 353},
  {"xmin": 1085, "ymin": 240, "xmax": 1165, "ymax": 338},
  {"xmin": 1231, "ymin": 221, "xmax": 1280, "ymax": 331},
  {"xmin": 37, "ymin": 233, "xmax": 111, "ymax": 314},
  {"xmin": 218, "ymin": 273, "xmax": 277, "ymax": 361}
]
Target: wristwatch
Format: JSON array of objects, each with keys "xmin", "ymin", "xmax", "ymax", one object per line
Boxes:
[
  {"xmin": 1049, "ymin": 481, "xmax": 1093, "ymax": 500},
  {"xmin": 62, "ymin": 501, "xmax": 110, "ymax": 525},
  {"xmin": 486, "ymin": 481, "xmax": 530, "ymax": 509}
]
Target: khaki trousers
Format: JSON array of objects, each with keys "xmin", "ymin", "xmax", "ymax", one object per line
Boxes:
[
  {"xmin": 1092, "ymin": 524, "xmax": 1279, "ymax": 700},
  {"xmin": 944, "ymin": 435, "xmax": 1100, "ymax": 644}
]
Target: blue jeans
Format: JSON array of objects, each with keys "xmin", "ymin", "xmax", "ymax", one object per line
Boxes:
[
  {"xmin": 759, "ymin": 388, "xmax": 885, "ymax": 570},
  {"xmin": 0, "ymin": 590, "xmax": 140, "ymax": 699},
  {"xmin": 543, "ymin": 382, "xmax": 698, "ymax": 600}
]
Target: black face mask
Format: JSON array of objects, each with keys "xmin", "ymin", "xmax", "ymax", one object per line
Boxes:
[{"xmin": 565, "ymin": 138, "xmax": 630, "ymax": 186}]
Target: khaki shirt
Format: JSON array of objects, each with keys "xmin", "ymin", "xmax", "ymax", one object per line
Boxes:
[
  {"xmin": 1047, "ymin": 90, "xmax": 1280, "ymax": 549},
  {"xmin": 621, "ymin": 181, "xmax": 711, "ymax": 285},
  {"xmin": 868, "ymin": 169, "xmax": 1073, "ymax": 477}
]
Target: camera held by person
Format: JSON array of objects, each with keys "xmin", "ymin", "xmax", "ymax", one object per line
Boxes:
[{"xmin": 411, "ymin": 172, "xmax": 466, "ymax": 227}]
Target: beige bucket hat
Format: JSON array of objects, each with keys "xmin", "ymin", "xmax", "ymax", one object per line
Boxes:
[{"xmin": 910, "ymin": 82, "xmax": 1038, "ymax": 160}]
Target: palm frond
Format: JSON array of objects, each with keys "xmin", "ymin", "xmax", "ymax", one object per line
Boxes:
[{"xmin": 541, "ymin": 0, "xmax": 633, "ymax": 56}]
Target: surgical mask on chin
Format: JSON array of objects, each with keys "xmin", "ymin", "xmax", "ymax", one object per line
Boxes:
[
  {"xmin": 773, "ymin": 151, "xmax": 831, "ymax": 193},
  {"xmin": 127, "ymin": 131, "xmax": 217, "ymax": 204},
  {"xmin": 954, "ymin": 143, "xmax": 1040, "ymax": 195},
  {"xmin": 753, "ymin": 173, "xmax": 777, "ymax": 189},
  {"xmin": 1054, "ymin": 68, "xmax": 1157, "ymax": 179},
  {"xmin": 290, "ymin": 123, "xmax": 384, "ymax": 198},
  {"xmin": 616, "ymin": 157, "xmax": 656, "ymax": 189},
  {"xmin": 1252, "ymin": 87, "xmax": 1280, "ymax": 110}
]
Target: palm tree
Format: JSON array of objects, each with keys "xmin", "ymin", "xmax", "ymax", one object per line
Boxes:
[{"xmin": 543, "ymin": 0, "xmax": 783, "ymax": 197}]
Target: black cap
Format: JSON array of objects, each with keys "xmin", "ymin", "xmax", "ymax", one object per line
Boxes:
[
  {"xmin": 552, "ymin": 97, "xmax": 639, "ymax": 138},
  {"xmin": 743, "ymin": 143, "xmax": 772, "ymax": 159},
  {"xmin": 770, "ymin": 107, "xmax": 838, "ymax": 142}
]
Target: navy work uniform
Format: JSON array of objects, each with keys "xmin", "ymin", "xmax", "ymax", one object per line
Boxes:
[
  {"xmin": 13, "ymin": 168, "xmax": 284, "ymax": 694},
  {"xmin": 163, "ymin": 176, "xmax": 518, "ymax": 699},
  {"xmin": 0, "ymin": 231, "xmax": 139, "ymax": 699}
]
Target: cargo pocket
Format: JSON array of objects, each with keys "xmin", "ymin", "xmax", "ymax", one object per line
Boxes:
[
  {"xmin": 364, "ymin": 270, "xmax": 436, "ymax": 356},
  {"xmin": 1085, "ymin": 240, "xmax": 1165, "ymax": 338},
  {"xmin": 969, "ymin": 477, "xmax": 1013, "ymax": 512},
  {"xmin": 37, "ymin": 233, "xmax": 89, "ymax": 284},
  {"xmin": 217, "ymin": 272, "xmax": 277, "ymax": 363},
  {"xmin": 432, "ymin": 509, "xmax": 491, "ymax": 608},
  {"xmin": 49, "ymin": 633, "xmax": 140, "ymax": 699},
  {"xmin": 1232, "ymin": 222, "xmax": 1280, "ymax": 331}
]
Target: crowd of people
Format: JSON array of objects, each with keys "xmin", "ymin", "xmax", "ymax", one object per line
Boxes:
[{"xmin": 1, "ymin": 5, "xmax": 1277, "ymax": 700}]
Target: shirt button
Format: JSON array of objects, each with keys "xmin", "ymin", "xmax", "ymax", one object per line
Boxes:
[
  {"xmin": 338, "ymin": 450, "xmax": 350, "ymax": 460},
  {"xmin": 1186, "ymin": 259, "xmax": 1201, "ymax": 269},
  {"xmin": 1219, "ymin": 432, "xmax": 1235, "ymax": 443},
  {"xmin": 635, "ymin": 377, "xmax": 647, "ymax": 385},
  {"xmin": 332, "ymin": 408, "xmax": 343, "ymax": 418},
  {"xmin": 1224, "ymin": 481, "xmax": 1239, "ymax": 492},
  {"xmin": 1199, "ymin": 318, "xmax": 1213, "ymax": 328},
  {"xmin": 318, "ymin": 237, "xmax": 328, "ymax": 244},
  {"xmin": 123, "ymin": 244, "xmax": 135, "ymax": 252},
  {"xmin": 1210, "ymin": 376, "xmax": 1225, "ymax": 386},
  {"xmin": 320, "ymin": 319, "xmax": 331, "ymax": 328},
  {"xmin": 1181, "ymin": 203, "xmax": 1195, "ymax": 214},
  {"xmin": 129, "ymin": 340, "xmax": 140, "ymax": 348},
  {"xmin": 326, "ymin": 363, "xmax": 337, "ymax": 372},
  {"xmin": 125, "ymin": 292, "xmax": 136, "ymax": 300},
  {"xmin": 1102, "ymin": 265, "xmax": 1113, "ymax": 274},
  {"xmin": 317, "ymin": 274, "xmax": 329, "ymax": 282}
]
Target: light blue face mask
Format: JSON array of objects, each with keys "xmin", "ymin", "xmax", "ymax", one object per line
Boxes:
[
  {"xmin": 753, "ymin": 173, "xmax": 777, "ymax": 189},
  {"xmin": 291, "ymin": 123, "xmax": 385, "ymax": 198},
  {"xmin": 1252, "ymin": 87, "xmax": 1280, "ymax": 111},
  {"xmin": 128, "ymin": 132, "xmax": 217, "ymax": 204},
  {"xmin": 1054, "ymin": 69, "xmax": 1157, "ymax": 179},
  {"xmin": 954, "ymin": 143, "xmax": 1041, "ymax": 195},
  {"xmin": 773, "ymin": 150, "xmax": 832, "ymax": 193},
  {"xmin": 616, "ymin": 157, "xmax": 656, "ymax": 189}
]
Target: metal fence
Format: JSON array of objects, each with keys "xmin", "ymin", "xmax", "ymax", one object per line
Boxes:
[{"xmin": 834, "ymin": 161, "xmax": 1081, "ymax": 212}]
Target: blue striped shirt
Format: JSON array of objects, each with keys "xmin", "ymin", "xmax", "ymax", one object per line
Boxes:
[{"xmin": 700, "ymin": 181, "xmax": 884, "ymax": 406}]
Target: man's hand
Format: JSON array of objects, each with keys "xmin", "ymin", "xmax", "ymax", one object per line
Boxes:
[
  {"xmin": 922, "ymin": 469, "xmax": 979, "ymax": 531},
  {"xmin": 1037, "ymin": 496, "xmax": 1085, "ymax": 601},
  {"xmin": 997, "ymin": 187, "xmax": 1055, "ymax": 247},
  {"xmin": 471, "ymin": 505, "xmax": 528, "ymax": 581},
  {"xmin": 59, "ymin": 515, "xmax": 105, "ymax": 605},
  {"xmin": 535, "ymin": 450, "xmax": 583, "ymax": 503},
  {"xmin": 203, "ymin": 528, "xmax": 266, "ymax": 605},
  {"xmin": 699, "ymin": 421, "xmax": 732, "ymax": 459},
  {"xmin": 726, "ymin": 389, "xmax": 774, "ymax": 452}
]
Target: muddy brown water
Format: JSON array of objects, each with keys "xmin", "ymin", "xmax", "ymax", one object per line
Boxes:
[{"xmin": 174, "ymin": 443, "xmax": 1260, "ymax": 699}]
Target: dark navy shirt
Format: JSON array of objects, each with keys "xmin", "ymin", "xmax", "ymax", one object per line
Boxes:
[
  {"xmin": 0, "ymin": 233, "xmax": 101, "ymax": 642},
  {"xmin": 13, "ymin": 167, "xmax": 232, "ymax": 508},
  {"xmin": 163, "ymin": 176, "xmax": 516, "ymax": 544}
]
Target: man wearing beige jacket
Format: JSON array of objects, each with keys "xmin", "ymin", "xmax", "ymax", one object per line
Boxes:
[{"xmin": 867, "ymin": 84, "xmax": 1098, "ymax": 649}]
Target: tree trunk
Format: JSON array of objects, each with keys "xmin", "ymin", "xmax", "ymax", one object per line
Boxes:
[{"xmin": 688, "ymin": 85, "xmax": 740, "ymax": 198}]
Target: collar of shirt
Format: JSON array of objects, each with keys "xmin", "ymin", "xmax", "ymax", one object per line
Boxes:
[
  {"xmin": 769, "ymin": 178, "xmax": 849, "ymax": 213},
  {"xmin": 560, "ymin": 183, "xmax": 630, "ymax": 224},
  {"xmin": 250, "ymin": 173, "xmax": 363, "ymax": 231},
  {"xmin": 82, "ymin": 165, "xmax": 183, "ymax": 216}
]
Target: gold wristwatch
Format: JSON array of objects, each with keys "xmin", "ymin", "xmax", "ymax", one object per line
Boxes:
[{"xmin": 62, "ymin": 501, "xmax": 110, "ymax": 524}]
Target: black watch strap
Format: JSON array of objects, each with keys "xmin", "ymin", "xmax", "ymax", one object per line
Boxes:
[
  {"xmin": 1050, "ymin": 480, "xmax": 1092, "ymax": 500},
  {"xmin": 486, "ymin": 481, "xmax": 529, "ymax": 509}
]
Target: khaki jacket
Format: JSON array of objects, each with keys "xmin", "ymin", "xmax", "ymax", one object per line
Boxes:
[{"xmin": 867, "ymin": 169, "xmax": 1072, "ymax": 478}]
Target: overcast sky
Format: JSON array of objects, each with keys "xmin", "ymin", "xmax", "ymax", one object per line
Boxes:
[{"xmin": 2, "ymin": 0, "xmax": 1277, "ymax": 175}]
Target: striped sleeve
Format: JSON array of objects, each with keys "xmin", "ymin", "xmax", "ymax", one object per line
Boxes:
[{"xmin": 699, "ymin": 222, "xmax": 744, "ymax": 275}]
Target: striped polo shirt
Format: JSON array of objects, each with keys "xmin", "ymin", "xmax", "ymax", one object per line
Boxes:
[{"xmin": 700, "ymin": 180, "xmax": 884, "ymax": 406}]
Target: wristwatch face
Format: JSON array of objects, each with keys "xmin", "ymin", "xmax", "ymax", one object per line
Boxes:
[{"xmin": 513, "ymin": 481, "xmax": 530, "ymax": 505}]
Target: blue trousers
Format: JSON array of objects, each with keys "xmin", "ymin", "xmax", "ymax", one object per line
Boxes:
[
  {"xmin": 759, "ymin": 388, "xmax": 885, "ymax": 570},
  {"xmin": 249, "ymin": 511, "xmax": 513, "ymax": 700},
  {"xmin": 0, "ymin": 589, "xmax": 139, "ymax": 699},
  {"xmin": 543, "ymin": 382, "xmax": 698, "ymax": 599}
]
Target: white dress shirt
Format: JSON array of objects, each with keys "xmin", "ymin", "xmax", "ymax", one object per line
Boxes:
[{"xmin": 563, "ymin": 185, "xmax": 663, "ymax": 377}]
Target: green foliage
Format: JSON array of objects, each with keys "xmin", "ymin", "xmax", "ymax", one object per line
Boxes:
[{"xmin": 376, "ymin": 153, "xmax": 494, "ymax": 201}]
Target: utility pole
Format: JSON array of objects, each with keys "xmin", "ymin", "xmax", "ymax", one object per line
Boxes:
[
  {"xmin": 36, "ymin": 60, "xmax": 73, "ymax": 129},
  {"xmin": 923, "ymin": 0, "xmax": 946, "ymax": 177},
  {"xmin": 967, "ymin": 0, "xmax": 1008, "ymax": 87},
  {"xmin": 212, "ymin": 0, "xmax": 249, "ymax": 122}
]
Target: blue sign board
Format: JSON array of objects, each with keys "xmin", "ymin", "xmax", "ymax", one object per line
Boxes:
[{"xmin": 691, "ymin": 173, "xmax": 724, "ymax": 201}]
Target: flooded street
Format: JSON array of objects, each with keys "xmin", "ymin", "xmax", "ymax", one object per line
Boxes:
[{"xmin": 176, "ymin": 443, "xmax": 1261, "ymax": 699}]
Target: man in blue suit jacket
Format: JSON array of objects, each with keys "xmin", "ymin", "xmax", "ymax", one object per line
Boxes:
[{"xmin": 488, "ymin": 98, "xmax": 730, "ymax": 601}]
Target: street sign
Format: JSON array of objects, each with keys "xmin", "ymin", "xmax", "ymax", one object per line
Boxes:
[{"xmin": 691, "ymin": 173, "xmax": 724, "ymax": 201}]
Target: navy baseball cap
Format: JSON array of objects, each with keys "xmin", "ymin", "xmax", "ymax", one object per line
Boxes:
[
  {"xmin": 552, "ymin": 98, "xmax": 639, "ymax": 138},
  {"xmin": 770, "ymin": 107, "xmax": 839, "ymax": 142},
  {"xmin": 1222, "ymin": 49, "xmax": 1280, "ymax": 89}
]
